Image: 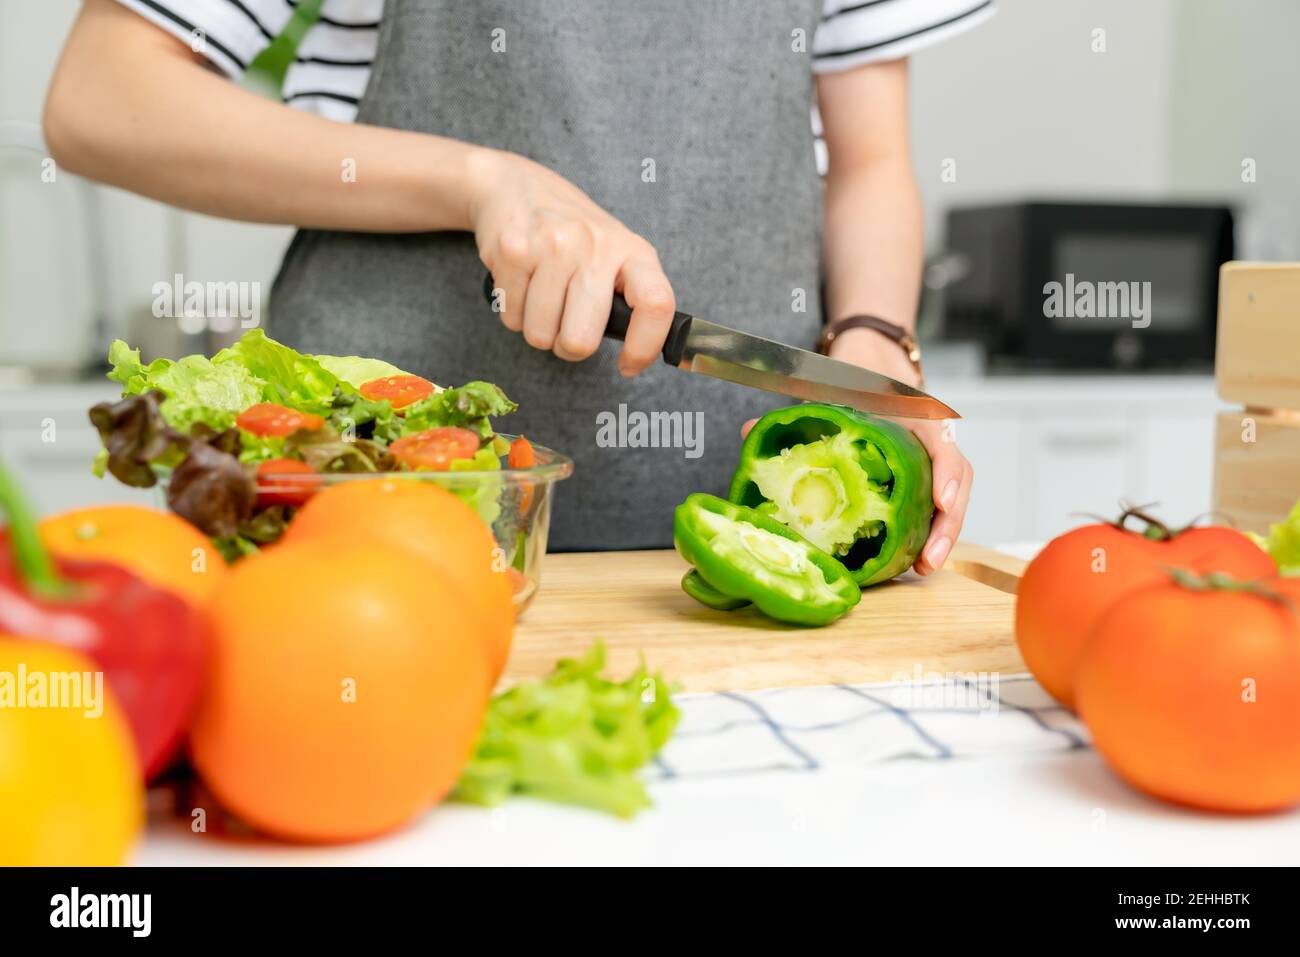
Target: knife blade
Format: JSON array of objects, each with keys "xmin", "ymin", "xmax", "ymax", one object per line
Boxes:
[{"xmin": 481, "ymin": 274, "xmax": 958, "ymax": 420}]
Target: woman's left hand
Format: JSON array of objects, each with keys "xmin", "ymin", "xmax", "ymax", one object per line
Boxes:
[{"xmin": 740, "ymin": 326, "xmax": 972, "ymax": 575}]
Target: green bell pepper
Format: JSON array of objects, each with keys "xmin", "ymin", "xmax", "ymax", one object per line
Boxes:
[
  {"xmin": 681, "ymin": 569, "xmax": 751, "ymax": 611},
  {"xmin": 728, "ymin": 403, "xmax": 933, "ymax": 587},
  {"xmin": 673, "ymin": 493, "xmax": 861, "ymax": 626}
]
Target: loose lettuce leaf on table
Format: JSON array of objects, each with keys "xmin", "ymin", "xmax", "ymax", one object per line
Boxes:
[{"xmin": 454, "ymin": 642, "xmax": 680, "ymax": 818}]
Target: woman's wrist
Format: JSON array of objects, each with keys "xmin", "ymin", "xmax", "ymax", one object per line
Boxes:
[
  {"xmin": 828, "ymin": 326, "xmax": 922, "ymax": 387},
  {"xmin": 458, "ymin": 144, "xmax": 511, "ymax": 229}
]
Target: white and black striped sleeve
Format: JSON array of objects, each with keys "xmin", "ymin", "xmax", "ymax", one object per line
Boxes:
[
  {"xmin": 279, "ymin": 2, "xmax": 383, "ymax": 122},
  {"xmin": 113, "ymin": 0, "xmax": 295, "ymax": 77},
  {"xmin": 814, "ymin": 0, "xmax": 996, "ymax": 73}
]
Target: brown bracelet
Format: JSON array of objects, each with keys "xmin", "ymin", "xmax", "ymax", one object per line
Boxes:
[{"xmin": 817, "ymin": 314, "xmax": 923, "ymax": 385}]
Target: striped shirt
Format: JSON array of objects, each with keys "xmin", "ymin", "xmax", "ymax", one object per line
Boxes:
[{"xmin": 116, "ymin": 0, "xmax": 995, "ymax": 123}]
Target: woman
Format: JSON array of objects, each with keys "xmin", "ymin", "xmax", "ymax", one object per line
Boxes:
[{"xmin": 44, "ymin": 0, "xmax": 985, "ymax": 563}]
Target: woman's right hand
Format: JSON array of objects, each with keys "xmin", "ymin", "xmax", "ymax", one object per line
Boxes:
[{"xmin": 467, "ymin": 149, "xmax": 677, "ymax": 376}]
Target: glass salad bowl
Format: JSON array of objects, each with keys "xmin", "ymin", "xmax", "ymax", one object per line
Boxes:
[{"xmin": 163, "ymin": 437, "xmax": 573, "ymax": 614}]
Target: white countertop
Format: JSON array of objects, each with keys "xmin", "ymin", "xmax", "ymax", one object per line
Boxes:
[
  {"xmin": 135, "ymin": 749, "xmax": 1300, "ymax": 867},
  {"xmin": 131, "ymin": 543, "xmax": 1300, "ymax": 868}
]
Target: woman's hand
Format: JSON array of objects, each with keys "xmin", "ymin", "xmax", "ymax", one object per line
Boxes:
[
  {"xmin": 740, "ymin": 326, "xmax": 972, "ymax": 575},
  {"xmin": 826, "ymin": 327, "xmax": 972, "ymax": 575},
  {"xmin": 469, "ymin": 149, "xmax": 676, "ymax": 376}
]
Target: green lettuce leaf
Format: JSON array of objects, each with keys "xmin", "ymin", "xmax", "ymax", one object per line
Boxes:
[
  {"xmin": 237, "ymin": 433, "xmax": 286, "ymax": 465},
  {"xmin": 212, "ymin": 329, "xmax": 339, "ymax": 414},
  {"xmin": 285, "ymin": 425, "xmax": 395, "ymax": 473},
  {"xmin": 315, "ymin": 353, "xmax": 409, "ymax": 389},
  {"xmin": 105, "ymin": 340, "xmax": 263, "ymax": 433},
  {"xmin": 383, "ymin": 381, "xmax": 517, "ymax": 442},
  {"xmin": 454, "ymin": 642, "xmax": 680, "ymax": 818},
  {"xmin": 448, "ymin": 445, "xmax": 504, "ymax": 526},
  {"xmin": 326, "ymin": 391, "xmax": 397, "ymax": 437},
  {"xmin": 1249, "ymin": 500, "xmax": 1300, "ymax": 576},
  {"xmin": 106, "ymin": 340, "xmax": 161, "ymax": 395}
]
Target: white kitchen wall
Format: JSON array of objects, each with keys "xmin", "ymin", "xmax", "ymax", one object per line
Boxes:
[
  {"xmin": 1166, "ymin": 2, "xmax": 1300, "ymax": 259},
  {"xmin": 908, "ymin": 0, "xmax": 1300, "ymax": 255},
  {"xmin": 0, "ymin": 0, "xmax": 292, "ymax": 371},
  {"xmin": 5, "ymin": 0, "xmax": 1294, "ymax": 367},
  {"xmin": 910, "ymin": 0, "xmax": 1174, "ymax": 245}
]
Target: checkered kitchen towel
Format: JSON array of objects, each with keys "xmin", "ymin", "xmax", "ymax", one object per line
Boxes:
[{"xmin": 650, "ymin": 675, "xmax": 1088, "ymax": 780}]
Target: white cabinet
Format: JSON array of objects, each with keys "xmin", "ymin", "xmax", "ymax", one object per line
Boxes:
[
  {"xmin": 946, "ymin": 413, "xmax": 1024, "ymax": 545},
  {"xmin": 1132, "ymin": 415, "xmax": 1218, "ymax": 524},
  {"xmin": 1024, "ymin": 417, "xmax": 1137, "ymax": 541},
  {"xmin": 937, "ymin": 375, "xmax": 1220, "ymax": 545}
]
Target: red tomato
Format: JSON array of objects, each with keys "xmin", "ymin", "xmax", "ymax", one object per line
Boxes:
[
  {"xmin": 236, "ymin": 403, "xmax": 325, "ymax": 437},
  {"xmin": 1015, "ymin": 511, "xmax": 1276, "ymax": 710},
  {"xmin": 359, "ymin": 374, "xmax": 435, "ymax": 410},
  {"xmin": 508, "ymin": 436, "xmax": 537, "ymax": 470},
  {"xmin": 508, "ymin": 437, "xmax": 537, "ymax": 515},
  {"xmin": 390, "ymin": 427, "xmax": 481, "ymax": 471},
  {"xmin": 255, "ymin": 459, "xmax": 322, "ymax": 507},
  {"xmin": 1077, "ymin": 574, "xmax": 1300, "ymax": 812}
]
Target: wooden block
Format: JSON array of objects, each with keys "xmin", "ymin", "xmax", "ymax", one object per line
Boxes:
[
  {"xmin": 1216, "ymin": 262, "xmax": 1300, "ymax": 410},
  {"xmin": 1213, "ymin": 409, "xmax": 1300, "ymax": 535},
  {"xmin": 505, "ymin": 543, "xmax": 1027, "ymax": 693}
]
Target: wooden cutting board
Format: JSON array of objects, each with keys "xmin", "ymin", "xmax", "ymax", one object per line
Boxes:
[{"xmin": 504, "ymin": 543, "xmax": 1029, "ymax": 692}]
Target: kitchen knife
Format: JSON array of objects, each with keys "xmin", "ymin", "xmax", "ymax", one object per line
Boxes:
[{"xmin": 481, "ymin": 274, "xmax": 958, "ymax": 420}]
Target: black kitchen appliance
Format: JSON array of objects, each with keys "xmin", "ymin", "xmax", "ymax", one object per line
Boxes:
[{"xmin": 941, "ymin": 202, "xmax": 1233, "ymax": 370}]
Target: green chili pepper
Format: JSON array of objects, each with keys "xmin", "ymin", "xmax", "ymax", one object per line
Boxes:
[
  {"xmin": 673, "ymin": 493, "xmax": 861, "ymax": 626},
  {"xmin": 680, "ymin": 569, "xmax": 751, "ymax": 611},
  {"xmin": 728, "ymin": 403, "xmax": 932, "ymax": 587}
]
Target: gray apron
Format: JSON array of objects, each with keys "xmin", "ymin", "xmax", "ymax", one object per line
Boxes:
[{"xmin": 271, "ymin": 0, "xmax": 824, "ymax": 550}]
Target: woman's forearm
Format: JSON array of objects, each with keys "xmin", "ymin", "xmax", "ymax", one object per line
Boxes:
[
  {"xmin": 43, "ymin": 0, "xmax": 486, "ymax": 233},
  {"xmin": 822, "ymin": 156, "xmax": 924, "ymax": 331}
]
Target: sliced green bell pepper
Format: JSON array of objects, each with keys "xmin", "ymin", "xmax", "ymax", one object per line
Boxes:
[
  {"xmin": 728, "ymin": 403, "xmax": 933, "ymax": 587},
  {"xmin": 681, "ymin": 569, "xmax": 751, "ymax": 611},
  {"xmin": 673, "ymin": 493, "xmax": 861, "ymax": 626}
]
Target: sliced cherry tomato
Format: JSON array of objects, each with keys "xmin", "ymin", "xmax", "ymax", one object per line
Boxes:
[
  {"xmin": 390, "ymin": 427, "xmax": 481, "ymax": 471},
  {"xmin": 517, "ymin": 481, "xmax": 535, "ymax": 517},
  {"xmin": 508, "ymin": 437, "xmax": 538, "ymax": 515},
  {"xmin": 508, "ymin": 436, "xmax": 537, "ymax": 469},
  {"xmin": 255, "ymin": 458, "xmax": 322, "ymax": 507},
  {"xmin": 359, "ymin": 374, "xmax": 436, "ymax": 410},
  {"xmin": 236, "ymin": 402, "xmax": 325, "ymax": 437}
]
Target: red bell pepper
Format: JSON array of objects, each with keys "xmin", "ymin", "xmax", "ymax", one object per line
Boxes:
[{"xmin": 0, "ymin": 466, "xmax": 207, "ymax": 780}]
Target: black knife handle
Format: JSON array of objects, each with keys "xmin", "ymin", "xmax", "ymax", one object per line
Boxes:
[{"xmin": 482, "ymin": 272, "xmax": 693, "ymax": 366}]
